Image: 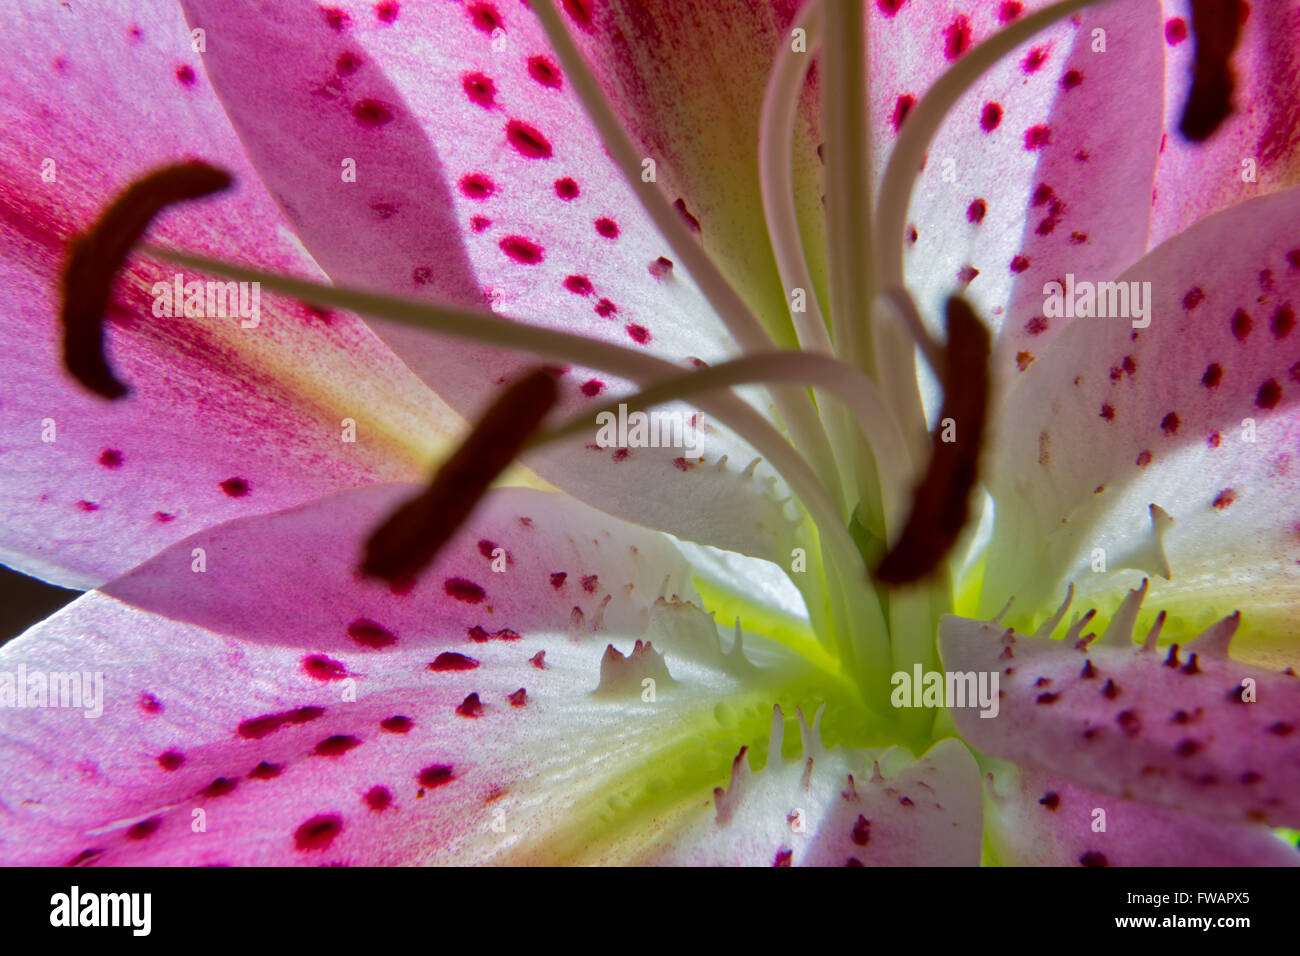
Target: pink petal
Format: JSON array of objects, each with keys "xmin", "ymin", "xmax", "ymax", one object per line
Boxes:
[
  {"xmin": 179, "ymin": 0, "xmax": 807, "ymax": 563},
  {"xmin": 1150, "ymin": 0, "xmax": 1300, "ymax": 249},
  {"xmin": 895, "ymin": 1, "xmax": 1163, "ymax": 368},
  {"xmin": 637, "ymin": 731, "xmax": 982, "ymax": 866},
  {"xmin": 981, "ymin": 185, "xmax": 1300, "ymax": 664},
  {"xmin": 0, "ymin": 1, "xmax": 444, "ymax": 586},
  {"xmin": 940, "ymin": 602, "xmax": 1300, "ymax": 829},
  {"xmin": 983, "ymin": 764, "xmax": 1299, "ymax": 866},
  {"xmin": 0, "ymin": 484, "xmax": 815, "ymax": 865}
]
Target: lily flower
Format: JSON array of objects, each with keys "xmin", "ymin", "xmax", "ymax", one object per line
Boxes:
[{"xmin": 2, "ymin": 0, "xmax": 1298, "ymax": 866}]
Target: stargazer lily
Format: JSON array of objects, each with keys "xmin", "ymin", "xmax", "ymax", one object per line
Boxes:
[{"xmin": 1, "ymin": 0, "xmax": 1298, "ymax": 866}]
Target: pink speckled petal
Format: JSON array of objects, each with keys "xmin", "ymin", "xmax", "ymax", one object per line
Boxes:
[
  {"xmin": 0, "ymin": 484, "xmax": 833, "ymax": 865},
  {"xmin": 0, "ymin": 0, "xmax": 453, "ymax": 587},
  {"xmin": 941, "ymin": 601, "xmax": 1300, "ymax": 829},
  {"xmin": 981, "ymin": 186, "xmax": 1300, "ymax": 667}
]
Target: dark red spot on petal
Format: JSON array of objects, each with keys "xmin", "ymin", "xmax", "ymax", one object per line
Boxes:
[
  {"xmin": 877, "ymin": 0, "xmax": 907, "ymax": 16},
  {"xmin": 527, "ymin": 55, "xmax": 562, "ymax": 88},
  {"xmin": 508, "ymin": 687, "xmax": 527, "ymax": 707},
  {"xmin": 1212, "ymin": 488, "xmax": 1236, "ymax": 510},
  {"xmin": 626, "ymin": 324, "xmax": 651, "ymax": 344},
  {"xmin": 649, "ymin": 256, "xmax": 673, "ymax": 278},
  {"xmin": 1024, "ymin": 125, "xmax": 1052, "ymax": 151},
  {"xmin": 381, "ymin": 715, "xmax": 413, "ymax": 733},
  {"xmin": 157, "ymin": 750, "xmax": 184, "ymax": 771},
  {"xmin": 126, "ymin": 817, "xmax": 162, "ymax": 840},
  {"xmin": 505, "ymin": 120, "xmax": 552, "ymax": 158},
  {"xmin": 463, "ymin": 72, "xmax": 496, "ymax": 108},
  {"xmin": 315, "ymin": 734, "xmax": 362, "ymax": 757},
  {"xmin": 966, "ymin": 198, "xmax": 987, "ymax": 224},
  {"xmin": 470, "ymin": 216, "xmax": 491, "ymax": 232},
  {"xmin": 595, "ymin": 298, "xmax": 618, "ymax": 318},
  {"xmin": 458, "ymin": 172, "xmax": 495, "ymax": 200},
  {"xmin": 430, "ymin": 652, "xmax": 480, "ymax": 672},
  {"xmin": 456, "ymin": 693, "xmax": 484, "ymax": 718},
  {"xmin": 892, "ymin": 94, "xmax": 916, "ymax": 131},
  {"xmin": 565, "ymin": 275, "xmax": 594, "ymax": 296},
  {"xmin": 1135, "ymin": 449, "xmax": 1152, "ymax": 467},
  {"xmin": 250, "ymin": 761, "xmax": 282, "ymax": 780},
  {"xmin": 444, "ymin": 577, "xmax": 486, "ymax": 603},
  {"xmin": 353, "ymin": 99, "xmax": 394, "ymax": 128},
  {"xmin": 1079, "ymin": 851, "xmax": 1108, "ymax": 867},
  {"xmin": 580, "ymin": 378, "xmax": 604, "ymax": 396},
  {"xmin": 417, "ymin": 764, "xmax": 455, "ymax": 788},
  {"xmin": 1256, "ymin": 379, "xmax": 1282, "ymax": 409},
  {"xmin": 348, "ymin": 618, "xmax": 396, "ymax": 649},
  {"xmin": 175, "ymin": 64, "xmax": 197, "ymax": 87},
  {"xmin": 999, "ymin": 1, "xmax": 1024, "ymax": 22},
  {"xmin": 673, "ymin": 197, "xmax": 701, "ymax": 233},
  {"xmin": 220, "ymin": 477, "xmax": 250, "ymax": 497},
  {"xmin": 980, "ymin": 102, "xmax": 1003, "ymax": 132},
  {"xmin": 1231, "ymin": 308, "xmax": 1253, "ymax": 341},
  {"xmin": 595, "ymin": 217, "xmax": 620, "ymax": 239},
  {"xmin": 1166, "ymin": 16, "xmax": 1188, "ymax": 44},
  {"xmin": 498, "ymin": 235, "xmax": 545, "ymax": 265},
  {"xmin": 139, "ymin": 692, "xmax": 163, "ymax": 714},
  {"xmin": 943, "ymin": 15, "xmax": 972, "ymax": 60},
  {"xmin": 375, "ymin": 1, "xmax": 400, "ymax": 23},
  {"xmin": 1025, "ymin": 316, "xmax": 1048, "ymax": 336},
  {"xmin": 364, "ymin": 785, "xmax": 392, "ymax": 810},
  {"xmin": 554, "ymin": 178, "xmax": 580, "ymax": 201},
  {"xmin": 468, "ymin": 1, "xmax": 503, "ymax": 33},
  {"xmin": 294, "ymin": 814, "xmax": 343, "ymax": 851},
  {"xmin": 200, "ymin": 777, "xmax": 238, "ymax": 799},
  {"xmin": 1022, "ymin": 47, "xmax": 1049, "ymax": 73},
  {"xmin": 562, "ymin": 0, "xmax": 593, "ymax": 28},
  {"xmin": 237, "ymin": 705, "xmax": 324, "ymax": 740},
  {"xmin": 1271, "ymin": 303, "xmax": 1295, "ymax": 339},
  {"xmin": 1010, "ymin": 255, "xmax": 1030, "ymax": 274},
  {"xmin": 303, "ymin": 654, "xmax": 348, "ymax": 681},
  {"xmin": 1061, "ymin": 69, "xmax": 1083, "ymax": 90},
  {"xmin": 1099, "ymin": 403, "xmax": 1115, "ymax": 421},
  {"xmin": 1202, "ymin": 362, "xmax": 1223, "ymax": 387},
  {"xmin": 336, "ymin": 51, "xmax": 363, "ymax": 75},
  {"xmin": 1183, "ymin": 287, "xmax": 1205, "ymax": 310},
  {"xmin": 1160, "ymin": 412, "xmax": 1181, "ymax": 435},
  {"xmin": 1039, "ymin": 792, "xmax": 1060, "ymax": 810}
]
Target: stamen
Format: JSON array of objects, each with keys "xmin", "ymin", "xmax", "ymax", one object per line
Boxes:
[
  {"xmin": 758, "ymin": 0, "xmax": 831, "ymax": 355},
  {"xmin": 60, "ymin": 161, "xmax": 232, "ymax": 398},
  {"xmin": 875, "ymin": 0, "xmax": 1094, "ymax": 297},
  {"xmin": 822, "ymin": 0, "xmax": 873, "ymax": 371},
  {"xmin": 362, "ymin": 369, "xmax": 558, "ymax": 582},
  {"xmin": 875, "ymin": 297, "xmax": 990, "ymax": 585},
  {"xmin": 1178, "ymin": 0, "xmax": 1244, "ymax": 141}
]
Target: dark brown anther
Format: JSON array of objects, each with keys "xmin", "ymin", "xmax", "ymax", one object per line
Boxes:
[
  {"xmin": 60, "ymin": 161, "xmax": 233, "ymax": 399},
  {"xmin": 361, "ymin": 369, "xmax": 559, "ymax": 583},
  {"xmin": 875, "ymin": 296, "xmax": 990, "ymax": 585},
  {"xmin": 1177, "ymin": 0, "xmax": 1246, "ymax": 142}
]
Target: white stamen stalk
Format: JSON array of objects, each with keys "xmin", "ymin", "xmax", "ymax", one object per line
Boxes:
[{"xmin": 759, "ymin": 0, "xmax": 832, "ymax": 357}]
